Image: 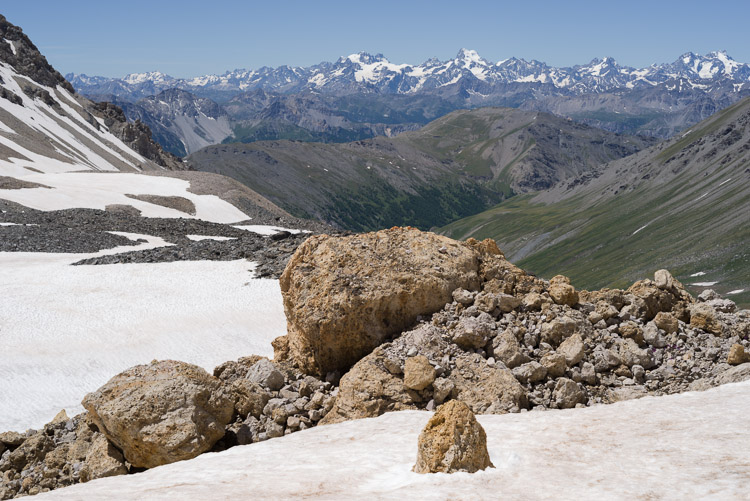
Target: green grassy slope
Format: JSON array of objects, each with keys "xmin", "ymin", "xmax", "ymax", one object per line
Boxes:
[
  {"xmin": 189, "ymin": 107, "xmax": 653, "ymax": 232},
  {"xmin": 442, "ymin": 98, "xmax": 750, "ymax": 306}
]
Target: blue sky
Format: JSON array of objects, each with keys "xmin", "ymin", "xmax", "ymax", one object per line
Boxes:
[{"xmin": 3, "ymin": 0, "xmax": 749, "ymax": 78}]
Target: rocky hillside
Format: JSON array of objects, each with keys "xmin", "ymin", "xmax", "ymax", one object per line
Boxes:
[
  {"xmin": 187, "ymin": 107, "xmax": 654, "ymax": 231},
  {"xmin": 442, "ymin": 97, "xmax": 750, "ymax": 307},
  {"xmin": 117, "ymin": 89, "xmax": 232, "ymax": 157},
  {"xmin": 2, "ymin": 227, "xmax": 748, "ymax": 498},
  {"xmin": 0, "ymin": 15, "xmax": 181, "ymax": 173}
]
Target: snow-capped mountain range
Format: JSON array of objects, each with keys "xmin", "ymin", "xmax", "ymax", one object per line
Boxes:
[{"xmin": 68, "ymin": 49, "xmax": 750, "ymax": 101}]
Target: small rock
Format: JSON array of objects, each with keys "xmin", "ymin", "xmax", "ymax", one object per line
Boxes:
[
  {"xmin": 246, "ymin": 359, "xmax": 285, "ymax": 391},
  {"xmin": 512, "ymin": 361, "xmax": 547, "ymax": 384},
  {"xmin": 727, "ymin": 344, "xmax": 750, "ymax": 365},
  {"xmin": 540, "ymin": 353, "xmax": 567, "ymax": 378},
  {"xmin": 557, "ymin": 333, "xmax": 585, "ymax": 367},
  {"xmin": 413, "ymin": 400, "xmax": 494, "ymax": 474},
  {"xmin": 653, "ymin": 312, "xmax": 679, "ymax": 334},
  {"xmin": 432, "ymin": 377, "xmax": 455, "ymax": 404},
  {"xmin": 453, "ymin": 315, "xmax": 493, "ymax": 350},
  {"xmin": 404, "ymin": 356, "xmax": 436, "ymax": 391},
  {"xmin": 552, "ymin": 378, "xmax": 585, "ymax": 409},
  {"xmin": 643, "ymin": 322, "xmax": 667, "ymax": 348},
  {"xmin": 453, "ymin": 288, "xmax": 476, "ymax": 306}
]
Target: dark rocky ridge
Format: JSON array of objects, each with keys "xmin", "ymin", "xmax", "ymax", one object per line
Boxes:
[{"xmin": 0, "ymin": 15, "xmax": 73, "ymax": 93}]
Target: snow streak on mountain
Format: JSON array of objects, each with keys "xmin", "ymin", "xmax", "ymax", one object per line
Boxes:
[{"xmin": 68, "ymin": 49, "xmax": 750, "ymax": 100}]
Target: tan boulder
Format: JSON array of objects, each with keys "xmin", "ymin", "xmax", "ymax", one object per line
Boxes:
[
  {"xmin": 653, "ymin": 312, "xmax": 679, "ymax": 334},
  {"xmin": 320, "ymin": 349, "xmax": 415, "ymax": 425},
  {"xmin": 404, "ymin": 356, "xmax": 436, "ymax": 391},
  {"xmin": 279, "ymin": 227, "xmax": 483, "ymax": 376},
  {"xmin": 79, "ymin": 434, "xmax": 128, "ymax": 482},
  {"xmin": 548, "ymin": 275, "xmax": 578, "ymax": 306},
  {"xmin": 413, "ymin": 400, "xmax": 494, "ymax": 474},
  {"xmin": 450, "ymin": 356, "xmax": 528, "ymax": 414},
  {"xmin": 727, "ymin": 344, "xmax": 750, "ymax": 366},
  {"xmin": 690, "ymin": 304, "xmax": 723, "ymax": 335},
  {"xmin": 557, "ymin": 333, "xmax": 585, "ymax": 367},
  {"xmin": 82, "ymin": 360, "xmax": 234, "ymax": 469},
  {"xmin": 541, "ymin": 352, "xmax": 567, "ymax": 377}
]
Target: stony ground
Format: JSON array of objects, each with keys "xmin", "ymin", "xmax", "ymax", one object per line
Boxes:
[
  {"xmin": 0, "ymin": 199, "xmax": 336, "ymax": 278},
  {"xmin": 2, "ymin": 226, "xmax": 749, "ymax": 499}
]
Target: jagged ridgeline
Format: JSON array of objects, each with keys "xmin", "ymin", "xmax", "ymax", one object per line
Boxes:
[
  {"xmin": 187, "ymin": 107, "xmax": 654, "ymax": 231},
  {"xmin": 442, "ymin": 97, "xmax": 750, "ymax": 306},
  {"xmin": 69, "ymin": 49, "xmax": 750, "ymax": 141}
]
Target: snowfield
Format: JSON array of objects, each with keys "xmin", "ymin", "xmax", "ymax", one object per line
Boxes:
[
  {"xmin": 0, "ymin": 244, "xmax": 284, "ymax": 432},
  {"xmin": 37, "ymin": 380, "xmax": 750, "ymax": 500},
  {"xmin": 0, "ymin": 172, "xmax": 249, "ymax": 224}
]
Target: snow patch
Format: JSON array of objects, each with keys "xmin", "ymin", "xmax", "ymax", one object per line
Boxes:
[
  {"xmin": 727, "ymin": 289, "xmax": 745, "ymax": 295},
  {"xmin": 0, "ymin": 254, "xmax": 284, "ymax": 432},
  {"xmin": 233, "ymin": 224, "xmax": 309, "ymax": 236},
  {"xmin": 631, "ymin": 223, "xmax": 649, "ymax": 235},
  {"xmin": 690, "ymin": 271, "xmax": 706, "ymax": 277},
  {"xmin": 0, "ymin": 172, "xmax": 249, "ymax": 224},
  {"xmin": 185, "ymin": 235, "xmax": 237, "ymax": 242},
  {"xmin": 690, "ymin": 281, "xmax": 718, "ymax": 287},
  {"xmin": 37, "ymin": 381, "xmax": 750, "ymax": 499}
]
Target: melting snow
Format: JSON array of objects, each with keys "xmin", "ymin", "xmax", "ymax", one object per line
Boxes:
[
  {"xmin": 37, "ymin": 381, "xmax": 750, "ymax": 500},
  {"xmin": 631, "ymin": 223, "xmax": 649, "ymax": 235},
  {"xmin": 185, "ymin": 235, "xmax": 237, "ymax": 242},
  {"xmin": 0, "ymin": 172, "xmax": 249, "ymax": 223},
  {"xmin": 0, "ymin": 249, "xmax": 284, "ymax": 432},
  {"xmin": 690, "ymin": 271, "xmax": 706, "ymax": 277},
  {"xmin": 690, "ymin": 281, "xmax": 718, "ymax": 287},
  {"xmin": 233, "ymin": 224, "xmax": 309, "ymax": 236},
  {"xmin": 727, "ymin": 289, "xmax": 745, "ymax": 295}
]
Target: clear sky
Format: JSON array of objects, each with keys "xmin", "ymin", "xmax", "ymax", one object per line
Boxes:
[{"xmin": 3, "ymin": 0, "xmax": 749, "ymax": 78}]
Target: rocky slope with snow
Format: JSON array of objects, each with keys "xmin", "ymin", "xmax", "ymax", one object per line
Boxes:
[
  {"xmin": 115, "ymin": 89, "xmax": 232, "ymax": 157},
  {"xmin": 0, "ymin": 15, "xmax": 182, "ymax": 173},
  {"xmin": 69, "ymin": 49, "xmax": 750, "ymax": 140}
]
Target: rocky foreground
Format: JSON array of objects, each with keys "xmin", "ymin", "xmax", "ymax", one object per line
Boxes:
[{"xmin": 2, "ymin": 227, "xmax": 749, "ymax": 499}]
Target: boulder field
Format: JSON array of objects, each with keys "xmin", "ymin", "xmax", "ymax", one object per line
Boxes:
[{"xmin": 2, "ymin": 227, "xmax": 749, "ymax": 498}]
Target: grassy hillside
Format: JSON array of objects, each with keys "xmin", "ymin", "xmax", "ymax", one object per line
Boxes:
[
  {"xmin": 189, "ymin": 107, "xmax": 652, "ymax": 231},
  {"xmin": 442, "ymin": 98, "xmax": 750, "ymax": 306}
]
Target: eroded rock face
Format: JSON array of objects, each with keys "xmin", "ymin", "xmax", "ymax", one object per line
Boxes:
[
  {"xmin": 413, "ymin": 400, "xmax": 494, "ymax": 474},
  {"xmin": 82, "ymin": 360, "xmax": 234, "ymax": 468},
  {"xmin": 278, "ymin": 227, "xmax": 483, "ymax": 376}
]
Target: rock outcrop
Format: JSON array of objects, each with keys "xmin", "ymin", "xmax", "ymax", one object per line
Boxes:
[
  {"xmin": 82, "ymin": 360, "xmax": 234, "ymax": 468},
  {"xmin": 413, "ymin": 400, "xmax": 494, "ymax": 474},
  {"xmin": 277, "ymin": 227, "xmax": 485, "ymax": 376}
]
